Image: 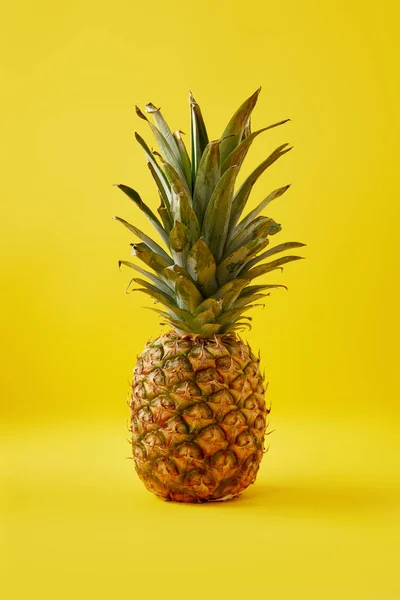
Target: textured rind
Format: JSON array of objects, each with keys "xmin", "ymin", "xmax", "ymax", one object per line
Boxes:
[{"xmin": 130, "ymin": 331, "xmax": 268, "ymax": 503}]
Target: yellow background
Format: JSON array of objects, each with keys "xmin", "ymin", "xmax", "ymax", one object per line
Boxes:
[{"xmin": 1, "ymin": 0, "xmax": 399, "ymax": 598}]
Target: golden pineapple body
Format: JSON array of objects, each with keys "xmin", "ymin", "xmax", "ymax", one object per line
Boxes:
[{"xmin": 131, "ymin": 332, "xmax": 267, "ymax": 502}]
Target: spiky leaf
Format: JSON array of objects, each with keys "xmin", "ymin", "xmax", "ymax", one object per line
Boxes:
[
  {"xmin": 220, "ymin": 88, "xmax": 261, "ymax": 164},
  {"xmin": 211, "ymin": 279, "xmax": 250, "ymax": 309},
  {"xmin": 171, "ymin": 190, "xmax": 200, "ymax": 245},
  {"xmin": 115, "ymin": 184, "xmax": 168, "ymax": 246},
  {"xmin": 194, "ymin": 297, "xmax": 223, "ymax": 318},
  {"xmin": 186, "ymin": 238, "xmax": 218, "ymax": 297},
  {"xmin": 169, "ymin": 221, "xmax": 191, "ymax": 267},
  {"xmin": 241, "ymin": 117, "xmax": 252, "ymax": 141},
  {"xmin": 132, "ymin": 287, "xmax": 190, "ymax": 321},
  {"xmin": 131, "ymin": 277, "xmax": 175, "ymax": 303},
  {"xmin": 190, "ymin": 92, "xmax": 209, "ymax": 182},
  {"xmin": 224, "ymin": 216, "xmax": 280, "ymax": 257},
  {"xmin": 246, "ymin": 256, "xmax": 305, "ymax": 281},
  {"xmin": 136, "ymin": 105, "xmax": 188, "ymax": 188},
  {"xmin": 147, "ymin": 162, "xmax": 171, "ymax": 218},
  {"xmin": 113, "ymin": 216, "xmax": 171, "ymax": 262},
  {"xmin": 175, "ymin": 276, "xmax": 203, "ymax": 312},
  {"xmin": 202, "ymin": 165, "xmax": 239, "ymax": 262},
  {"xmin": 191, "ymin": 307, "xmax": 217, "ymax": 326},
  {"xmin": 173, "ymin": 130, "xmax": 192, "ymax": 190},
  {"xmin": 135, "ymin": 132, "xmax": 171, "ymax": 200},
  {"xmin": 118, "ymin": 260, "xmax": 171, "ymax": 295},
  {"xmin": 221, "ymin": 120, "xmax": 290, "ymax": 175},
  {"xmin": 238, "ymin": 284, "xmax": 287, "ymax": 298},
  {"xmin": 163, "ymin": 264, "xmax": 194, "ymax": 288},
  {"xmin": 229, "ymin": 145, "xmax": 293, "ymax": 229},
  {"xmin": 233, "ymin": 293, "xmax": 269, "ymax": 308},
  {"xmin": 157, "ymin": 198, "xmax": 173, "ymax": 234},
  {"xmin": 233, "ymin": 185, "xmax": 291, "ymax": 241},
  {"xmin": 242, "ymin": 242, "xmax": 307, "ymax": 273},
  {"xmin": 161, "ymin": 160, "xmax": 192, "ymax": 204},
  {"xmin": 217, "ymin": 227, "xmax": 271, "ymax": 285},
  {"xmin": 218, "ymin": 305, "xmax": 256, "ymax": 326},
  {"xmin": 145, "ymin": 103, "xmax": 182, "ymax": 165},
  {"xmin": 131, "ymin": 242, "xmax": 171, "ymax": 276},
  {"xmin": 192, "ymin": 140, "xmax": 221, "ymax": 225}
]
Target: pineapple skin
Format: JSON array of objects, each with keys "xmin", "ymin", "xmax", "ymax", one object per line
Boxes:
[{"xmin": 130, "ymin": 331, "xmax": 268, "ymax": 503}]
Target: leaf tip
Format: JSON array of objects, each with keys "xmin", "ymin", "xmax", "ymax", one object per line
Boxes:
[
  {"xmin": 189, "ymin": 90, "xmax": 197, "ymax": 105},
  {"xmin": 135, "ymin": 105, "xmax": 147, "ymax": 121},
  {"xmin": 145, "ymin": 102, "xmax": 160, "ymax": 114}
]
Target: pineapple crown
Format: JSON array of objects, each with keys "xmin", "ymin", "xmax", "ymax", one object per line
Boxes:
[{"xmin": 114, "ymin": 88, "xmax": 305, "ymax": 336}]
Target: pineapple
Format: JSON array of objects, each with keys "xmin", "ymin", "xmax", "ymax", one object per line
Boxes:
[{"xmin": 115, "ymin": 88, "xmax": 305, "ymax": 502}]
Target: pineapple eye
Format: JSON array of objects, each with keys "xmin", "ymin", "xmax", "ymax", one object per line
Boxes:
[
  {"xmin": 159, "ymin": 397, "xmax": 176, "ymax": 411},
  {"xmin": 236, "ymin": 431, "xmax": 254, "ymax": 447},
  {"xmin": 254, "ymin": 415, "xmax": 266, "ymax": 431},
  {"xmin": 174, "ymin": 442, "xmax": 203, "ymax": 460}
]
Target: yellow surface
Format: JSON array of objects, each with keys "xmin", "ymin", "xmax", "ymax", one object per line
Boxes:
[{"xmin": 1, "ymin": 0, "xmax": 399, "ymax": 598}]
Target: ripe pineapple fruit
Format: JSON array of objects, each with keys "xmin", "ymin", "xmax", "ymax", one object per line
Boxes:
[{"xmin": 115, "ymin": 88, "xmax": 304, "ymax": 502}]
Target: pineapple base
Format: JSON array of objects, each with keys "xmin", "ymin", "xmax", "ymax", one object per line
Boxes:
[{"xmin": 130, "ymin": 331, "xmax": 268, "ymax": 503}]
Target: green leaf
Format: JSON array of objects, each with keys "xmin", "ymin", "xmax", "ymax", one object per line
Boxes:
[
  {"xmin": 221, "ymin": 321, "xmax": 252, "ymax": 333},
  {"xmin": 145, "ymin": 103, "xmax": 182, "ymax": 166},
  {"xmin": 175, "ymin": 276, "xmax": 203, "ymax": 312},
  {"xmin": 246, "ymin": 256, "xmax": 305, "ymax": 281},
  {"xmin": 242, "ymin": 242, "xmax": 307, "ymax": 273},
  {"xmin": 191, "ymin": 307, "xmax": 217, "ymax": 326},
  {"xmin": 160, "ymin": 160, "xmax": 200, "ymax": 244},
  {"xmin": 224, "ymin": 216, "xmax": 280, "ymax": 257},
  {"xmin": 186, "ymin": 238, "xmax": 218, "ymax": 297},
  {"xmin": 163, "ymin": 264, "xmax": 194, "ymax": 289},
  {"xmin": 145, "ymin": 308, "xmax": 195, "ymax": 334},
  {"xmin": 160, "ymin": 317, "xmax": 193, "ymax": 334},
  {"xmin": 132, "ymin": 287, "xmax": 190, "ymax": 321},
  {"xmin": 131, "ymin": 242, "xmax": 172, "ymax": 276},
  {"xmin": 190, "ymin": 91, "xmax": 209, "ymax": 182},
  {"xmin": 211, "ymin": 278, "xmax": 250, "ymax": 309},
  {"xmin": 144, "ymin": 307, "xmax": 172, "ymax": 320},
  {"xmin": 113, "ymin": 216, "xmax": 171, "ymax": 262},
  {"xmin": 157, "ymin": 198, "xmax": 173, "ymax": 234},
  {"xmin": 192, "ymin": 140, "xmax": 221, "ymax": 225},
  {"xmin": 171, "ymin": 190, "xmax": 200, "ymax": 246},
  {"xmin": 195, "ymin": 323, "xmax": 221, "ymax": 337},
  {"xmin": 194, "ymin": 297, "xmax": 223, "ymax": 318},
  {"xmin": 161, "ymin": 160, "xmax": 193, "ymax": 205},
  {"xmin": 241, "ymin": 117, "xmax": 252, "ymax": 141},
  {"xmin": 229, "ymin": 145, "xmax": 293, "ymax": 229},
  {"xmin": 118, "ymin": 260, "xmax": 171, "ymax": 295},
  {"xmin": 233, "ymin": 293, "xmax": 268, "ymax": 308},
  {"xmin": 221, "ymin": 120, "xmax": 290, "ymax": 175},
  {"xmin": 218, "ymin": 305, "xmax": 256, "ymax": 326},
  {"xmin": 135, "ymin": 132, "xmax": 170, "ymax": 200},
  {"xmin": 233, "ymin": 185, "xmax": 291, "ymax": 241},
  {"xmin": 217, "ymin": 226, "xmax": 271, "ymax": 285},
  {"xmin": 169, "ymin": 221, "xmax": 191, "ymax": 267},
  {"xmin": 147, "ymin": 161, "xmax": 171, "ymax": 217},
  {"xmin": 115, "ymin": 184, "xmax": 169, "ymax": 246},
  {"xmin": 220, "ymin": 88, "xmax": 261, "ymax": 164},
  {"xmin": 173, "ymin": 130, "xmax": 192, "ymax": 191},
  {"xmin": 202, "ymin": 165, "xmax": 240, "ymax": 262},
  {"xmin": 131, "ymin": 277, "xmax": 175, "ymax": 303},
  {"xmin": 136, "ymin": 105, "xmax": 188, "ymax": 189},
  {"xmin": 238, "ymin": 283, "xmax": 288, "ymax": 298}
]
